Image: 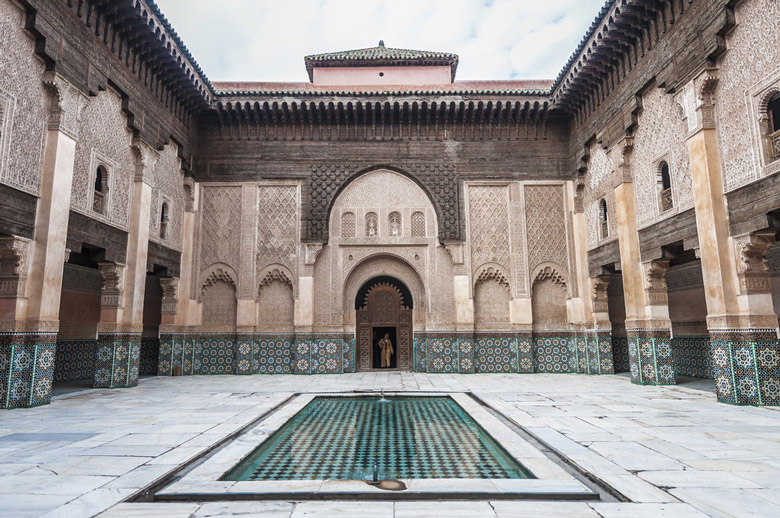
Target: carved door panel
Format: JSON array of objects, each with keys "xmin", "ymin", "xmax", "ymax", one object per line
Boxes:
[
  {"xmin": 355, "ymin": 280, "xmax": 413, "ymax": 371},
  {"xmin": 357, "ymin": 309, "xmax": 371, "ymax": 371}
]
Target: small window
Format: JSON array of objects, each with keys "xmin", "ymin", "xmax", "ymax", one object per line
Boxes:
[
  {"xmin": 160, "ymin": 202, "xmax": 169, "ymax": 239},
  {"xmin": 388, "ymin": 211, "xmax": 401, "ymax": 237},
  {"xmin": 657, "ymin": 161, "xmax": 673, "ymax": 212},
  {"xmin": 93, "ymin": 164, "xmax": 109, "ymax": 214},
  {"xmin": 769, "ymin": 93, "xmax": 780, "ymax": 133},
  {"xmin": 341, "ymin": 211, "xmax": 355, "ymax": 238},
  {"xmin": 768, "ymin": 93, "xmax": 780, "ymax": 161},
  {"xmin": 365, "ymin": 212, "xmax": 378, "ymax": 237},
  {"xmin": 598, "ymin": 199, "xmax": 609, "ymax": 239},
  {"xmin": 411, "ymin": 211, "xmax": 425, "ymax": 237}
]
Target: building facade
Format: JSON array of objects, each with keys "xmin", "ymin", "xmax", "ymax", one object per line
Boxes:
[{"xmin": 1, "ymin": 0, "xmax": 780, "ymax": 408}]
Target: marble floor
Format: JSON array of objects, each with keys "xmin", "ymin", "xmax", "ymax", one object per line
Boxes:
[{"xmin": 1, "ymin": 372, "xmax": 778, "ymax": 518}]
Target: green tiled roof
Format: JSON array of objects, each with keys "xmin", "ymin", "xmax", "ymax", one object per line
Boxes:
[{"xmin": 304, "ymin": 41, "xmax": 459, "ymax": 81}]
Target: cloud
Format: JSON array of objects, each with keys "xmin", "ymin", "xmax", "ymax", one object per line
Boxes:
[{"xmin": 154, "ymin": 0, "xmax": 606, "ymax": 82}]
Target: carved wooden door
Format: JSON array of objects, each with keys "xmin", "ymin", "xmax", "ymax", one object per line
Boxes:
[{"xmin": 356, "ymin": 281, "xmax": 412, "ymax": 370}]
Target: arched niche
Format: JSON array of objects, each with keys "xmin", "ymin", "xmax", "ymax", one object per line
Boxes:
[{"xmin": 329, "ymin": 169, "xmax": 437, "ymax": 241}]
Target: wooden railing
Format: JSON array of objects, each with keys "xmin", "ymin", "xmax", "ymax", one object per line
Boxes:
[
  {"xmin": 660, "ymin": 188, "xmax": 673, "ymax": 212},
  {"xmin": 770, "ymin": 129, "xmax": 780, "ymax": 161}
]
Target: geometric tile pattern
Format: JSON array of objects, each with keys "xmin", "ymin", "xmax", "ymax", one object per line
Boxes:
[
  {"xmin": 672, "ymin": 336, "xmax": 712, "ymax": 379},
  {"xmin": 139, "ymin": 339, "xmax": 159, "ymax": 376},
  {"xmin": 0, "ymin": 333, "xmax": 57, "ymax": 408},
  {"xmin": 224, "ymin": 397, "xmax": 531, "ymax": 481},
  {"xmin": 710, "ymin": 331, "xmax": 780, "ymax": 406},
  {"xmin": 311, "ymin": 337, "xmax": 342, "ymax": 374},
  {"xmin": 235, "ymin": 336, "xmax": 252, "ymax": 375},
  {"xmin": 627, "ymin": 331, "xmax": 675, "ymax": 385},
  {"xmin": 294, "ymin": 337, "xmax": 311, "ymax": 374},
  {"xmin": 253, "ymin": 337, "xmax": 293, "ymax": 374},
  {"xmin": 534, "ymin": 336, "xmax": 575, "ymax": 373},
  {"xmin": 54, "ymin": 340, "xmax": 96, "ymax": 382},
  {"xmin": 612, "ymin": 336, "xmax": 630, "ymax": 373},
  {"xmin": 475, "ymin": 337, "xmax": 517, "ymax": 373},
  {"xmin": 93, "ymin": 334, "xmax": 141, "ymax": 389},
  {"xmin": 574, "ymin": 335, "xmax": 615, "ymax": 375},
  {"xmin": 199, "ymin": 335, "xmax": 235, "ymax": 375}
]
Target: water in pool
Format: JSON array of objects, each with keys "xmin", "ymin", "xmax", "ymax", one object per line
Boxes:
[{"xmin": 223, "ymin": 396, "xmax": 533, "ymax": 481}]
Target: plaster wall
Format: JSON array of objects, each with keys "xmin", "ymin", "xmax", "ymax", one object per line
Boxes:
[{"xmin": 312, "ymin": 66, "xmax": 452, "ymax": 86}]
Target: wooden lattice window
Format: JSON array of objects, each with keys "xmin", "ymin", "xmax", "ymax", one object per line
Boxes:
[
  {"xmin": 411, "ymin": 211, "xmax": 425, "ymax": 237},
  {"xmin": 342, "ymin": 211, "xmax": 355, "ymax": 237},
  {"xmin": 657, "ymin": 161, "xmax": 673, "ymax": 213},
  {"xmin": 388, "ymin": 211, "xmax": 401, "ymax": 237},
  {"xmin": 93, "ymin": 164, "xmax": 109, "ymax": 215},
  {"xmin": 365, "ymin": 212, "xmax": 378, "ymax": 237},
  {"xmin": 598, "ymin": 199, "xmax": 609, "ymax": 239}
]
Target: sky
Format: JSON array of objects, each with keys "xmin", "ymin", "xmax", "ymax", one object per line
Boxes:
[{"xmin": 153, "ymin": 0, "xmax": 607, "ymax": 83}]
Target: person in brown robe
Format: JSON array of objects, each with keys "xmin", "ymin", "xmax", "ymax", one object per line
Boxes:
[{"xmin": 378, "ymin": 333, "xmax": 394, "ymax": 368}]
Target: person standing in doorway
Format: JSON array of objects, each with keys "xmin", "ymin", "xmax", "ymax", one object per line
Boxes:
[{"xmin": 378, "ymin": 333, "xmax": 394, "ymax": 368}]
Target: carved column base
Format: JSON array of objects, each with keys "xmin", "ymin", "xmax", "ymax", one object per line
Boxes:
[
  {"xmin": 710, "ymin": 329, "xmax": 780, "ymax": 406},
  {"xmin": 0, "ymin": 333, "xmax": 57, "ymax": 408},
  {"xmin": 94, "ymin": 334, "xmax": 140, "ymax": 388},
  {"xmin": 575, "ymin": 331, "xmax": 614, "ymax": 375},
  {"xmin": 627, "ymin": 328, "xmax": 675, "ymax": 385}
]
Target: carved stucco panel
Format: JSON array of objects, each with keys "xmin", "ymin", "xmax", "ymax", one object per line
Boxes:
[
  {"xmin": 468, "ymin": 184, "xmax": 510, "ymax": 279},
  {"xmin": 584, "ymin": 146, "xmax": 615, "ymax": 250},
  {"xmin": 71, "ymin": 89, "xmax": 134, "ymax": 231},
  {"xmin": 0, "ymin": 1, "xmax": 46, "ymax": 195},
  {"xmin": 199, "ymin": 185, "xmax": 242, "ymax": 283},
  {"xmin": 632, "ymin": 85, "xmax": 693, "ymax": 229},
  {"xmin": 257, "ymin": 185, "xmax": 299, "ymax": 285},
  {"xmin": 524, "ymin": 184, "xmax": 569, "ymax": 276},
  {"xmin": 716, "ymin": 0, "xmax": 780, "ymax": 191},
  {"xmin": 149, "ymin": 142, "xmax": 186, "ymax": 251}
]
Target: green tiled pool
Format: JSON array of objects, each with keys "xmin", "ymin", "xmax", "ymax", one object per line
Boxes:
[{"xmin": 222, "ymin": 396, "xmax": 533, "ymax": 481}]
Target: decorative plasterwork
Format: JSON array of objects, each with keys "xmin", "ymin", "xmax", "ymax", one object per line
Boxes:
[
  {"xmin": 733, "ymin": 232, "xmax": 775, "ymax": 294},
  {"xmin": 591, "ymin": 275, "xmax": 611, "ymax": 314},
  {"xmin": 159, "ymin": 277, "xmax": 179, "ymax": 315},
  {"xmin": 0, "ymin": 236, "xmax": 31, "ymax": 298},
  {"xmin": 643, "ymin": 259, "xmax": 670, "ymax": 306},
  {"xmin": 97, "ymin": 262, "xmax": 125, "ymax": 308},
  {"xmin": 42, "ymin": 72, "xmax": 88, "ymax": 140},
  {"xmin": 532, "ymin": 264, "xmax": 567, "ymax": 289},
  {"xmin": 131, "ymin": 139, "xmax": 159, "ymax": 186},
  {"xmin": 199, "ymin": 265, "xmax": 237, "ymax": 301},
  {"xmin": 258, "ymin": 265, "xmax": 294, "ymax": 294},
  {"xmin": 474, "ymin": 264, "xmax": 510, "ymax": 292}
]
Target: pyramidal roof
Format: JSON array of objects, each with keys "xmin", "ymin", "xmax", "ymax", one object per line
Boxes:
[{"xmin": 304, "ymin": 41, "xmax": 459, "ymax": 82}]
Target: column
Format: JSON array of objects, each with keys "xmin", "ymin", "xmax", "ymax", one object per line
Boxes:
[
  {"xmin": 94, "ymin": 262, "xmax": 137, "ymax": 388},
  {"xmin": 583, "ymin": 274, "xmax": 615, "ymax": 375},
  {"xmin": 94, "ymin": 140, "xmax": 157, "ymax": 388},
  {"xmin": 0, "ymin": 73, "xmax": 85, "ymax": 408},
  {"xmin": 159, "ymin": 178, "xmax": 197, "ymax": 376},
  {"xmin": 613, "ymin": 137, "xmax": 675, "ymax": 385},
  {"xmin": 683, "ymin": 69, "xmax": 780, "ymax": 405}
]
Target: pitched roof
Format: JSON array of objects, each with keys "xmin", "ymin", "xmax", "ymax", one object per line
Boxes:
[{"xmin": 304, "ymin": 41, "xmax": 459, "ymax": 82}]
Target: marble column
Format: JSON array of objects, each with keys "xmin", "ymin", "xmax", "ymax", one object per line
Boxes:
[
  {"xmin": 613, "ymin": 137, "xmax": 674, "ymax": 385},
  {"xmin": 682, "ymin": 69, "xmax": 780, "ymax": 405},
  {"xmin": 0, "ymin": 73, "xmax": 85, "ymax": 408}
]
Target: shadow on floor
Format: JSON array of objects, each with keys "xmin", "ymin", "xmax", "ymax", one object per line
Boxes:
[{"xmin": 614, "ymin": 371, "xmax": 715, "ymax": 393}]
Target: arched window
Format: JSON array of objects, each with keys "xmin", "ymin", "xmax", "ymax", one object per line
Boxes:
[
  {"xmin": 365, "ymin": 212, "xmax": 378, "ymax": 237},
  {"xmin": 93, "ymin": 164, "xmax": 109, "ymax": 214},
  {"xmin": 657, "ymin": 161, "xmax": 673, "ymax": 212},
  {"xmin": 598, "ymin": 199, "xmax": 609, "ymax": 239},
  {"xmin": 160, "ymin": 202, "xmax": 169, "ymax": 239},
  {"xmin": 388, "ymin": 211, "xmax": 401, "ymax": 237},
  {"xmin": 768, "ymin": 92, "xmax": 780, "ymax": 161}
]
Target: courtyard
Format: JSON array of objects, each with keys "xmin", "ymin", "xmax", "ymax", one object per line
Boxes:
[{"xmin": 1, "ymin": 373, "xmax": 778, "ymax": 517}]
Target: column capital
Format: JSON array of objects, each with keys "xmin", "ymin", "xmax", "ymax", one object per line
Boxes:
[
  {"xmin": 642, "ymin": 259, "xmax": 670, "ymax": 306},
  {"xmin": 41, "ymin": 72, "xmax": 88, "ymax": 140},
  {"xmin": 590, "ymin": 275, "xmax": 611, "ymax": 316},
  {"xmin": 183, "ymin": 177, "xmax": 196, "ymax": 212},
  {"xmin": 733, "ymin": 231, "xmax": 775, "ymax": 295},
  {"xmin": 160, "ymin": 277, "xmax": 180, "ymax": 315},
  {"xmin": 98, "ymin": 262, "xmax": 125, "ymax": 308},
  {"xmin": 131, "ymin": 139, "xmax": 159, "ymax": 186},
  {"xmin": 677, "ymin": 67, "xmax": 720, "ymax": 136},
  {"xmin": 0, "ymin": 236, "xmax": 31, "ymax": 299}
]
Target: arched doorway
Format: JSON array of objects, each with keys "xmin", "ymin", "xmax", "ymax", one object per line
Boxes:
[{"xmin": 355, "ymin": 276, "xmax": 413, "ymax": 371}]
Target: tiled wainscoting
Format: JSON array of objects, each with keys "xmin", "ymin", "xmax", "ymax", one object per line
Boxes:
[
  {"xmin": 413, "ymin": 334, "xmax": 615, "ymax": 375},
  {"xmin": 54, "ymin": 340, "xmax": 96, "ymax": 382},
  {"xmin": 612, "ymin": 336, "xmax": 629, "ymax": 373},
  {"xmin": 672, "ymin": 336, "xmax": 712, "ymax": 379},
  {"xmin": 140, "ymin": 339, "xmax": 160, "ymax": 376},
  {"xmin": 157, "ymin": 334, "xmax": 356, "ymax": 376}
]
